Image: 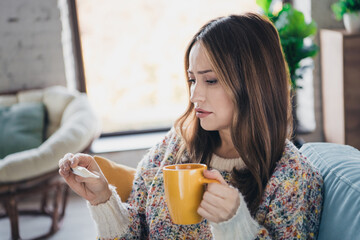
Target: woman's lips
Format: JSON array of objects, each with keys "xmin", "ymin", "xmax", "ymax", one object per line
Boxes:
[{"xmin": 195, "ymin": 108, "xmax": 212, "ymax": 118}]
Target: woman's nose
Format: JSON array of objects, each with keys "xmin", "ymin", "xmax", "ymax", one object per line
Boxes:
[{"xmin": 190, "ymin": 82, "xmax": 205, "ymax": 104}]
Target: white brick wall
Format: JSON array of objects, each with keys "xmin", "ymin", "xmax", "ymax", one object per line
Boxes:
[{"xmin": 0, "ymin": 0, "xmax": 67, "ymax": 93}]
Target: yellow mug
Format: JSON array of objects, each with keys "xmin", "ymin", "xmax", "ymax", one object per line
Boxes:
[{"xmin": 163, "ymin": 163, "xmax": 219, "ymax": 225}]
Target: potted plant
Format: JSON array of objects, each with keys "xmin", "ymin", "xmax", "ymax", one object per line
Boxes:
[
  {"xmin": 332, "ymin": 0, "xmax": 360, "ymax": 33},
  {"xmin": 256, "ymin": 0, "xmax": 319, "ymax": 147}
]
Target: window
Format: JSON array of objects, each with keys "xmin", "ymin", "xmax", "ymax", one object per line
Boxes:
[{"xmin": 76, "ymin": 0, "xmax": 257, "ymax": 134}]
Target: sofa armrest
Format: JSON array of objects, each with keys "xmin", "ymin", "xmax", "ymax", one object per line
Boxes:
[
  {"xmin": 94, "ymin": 156, "xmax": 136, "ymax": 202},
  {"xmin": 300, "ymin": 143, "xmax": 360, "ymax": 240}
]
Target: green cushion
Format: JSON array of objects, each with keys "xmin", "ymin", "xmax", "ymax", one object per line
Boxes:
[{"xmin": 0, "ymin": 102, "xmax": 46, "ymax": 159}]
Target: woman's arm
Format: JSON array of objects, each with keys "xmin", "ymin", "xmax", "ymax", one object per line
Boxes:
[
  {"xmin": 86, "ymin": 153, "xmax": 152, "ymax": 240},
  {"xmin": 86, "ymin": 129, "xmax": 180, "ymax": 239},
  {"xmin": 207, "ymin": 165, "xmax": 323, "ymax": 240},
  {"xmin": 58, "ymin": 150, "xmax": 154, "ymax": 239}
]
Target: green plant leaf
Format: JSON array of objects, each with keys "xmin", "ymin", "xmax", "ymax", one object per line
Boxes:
[
  {"xmin": 345, "ymin": 0, "xmax": 360, "ymax": 12},
  {"xmin": 256, "ymin": 0, "xmax": 272, "ymax": 15},
  {"xmin": 332, "ymin": 2, "xmax": 346, "ymax": 20},
  {"xmin": 255, "ymin": 1, "xmax": 319, "ymax": 90},
  {"xmin": 300, "ymin": 44, "xmax": 319, "ymax": 59},
  {"xmin": 331, "ymin": 0, "xmax": 360, "ymax": 20},
  {"xmin": 275, "ymin": 4, "xmax": 317, "ymax": 39}
]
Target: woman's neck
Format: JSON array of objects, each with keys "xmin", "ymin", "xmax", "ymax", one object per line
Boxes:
[{"xmin": 215, "ymin": 129, "xmax": 239, "ymax": 159}]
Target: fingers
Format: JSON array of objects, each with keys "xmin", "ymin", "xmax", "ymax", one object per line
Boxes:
[
  {"xmin": 197, "ymin": 205, "xmax": 214, "ymax": 222},
  {"xmin": 58, "ymin": 153, "xmax": 110, "ymax": 204},
  {"xmin": 58, "ymin": 153, "xmax": 96, "ymax": 179},
  {"xmin": 198, "ymin": 189, "xmax": 237, "ymax": 222},
  {"xmin": 59, "ymin": 153, "xmax": 74, "ymax": 178},
  {"xmin": 203, "ymin": 169, "xmax": 227, "ymax": 185},
  {"xmin": 198, "ymin": 170, "xmax": 241, "ymax": 223},
  {"xmin": 206, "ymin": 182, "xmax": 236, "ymax": 199},
  {"xmin": 71, "ymin": 153, "xmax": 91, "ymax": 167},
  {"xmin": 198, "ymin": 189, "xmax": 231, "ymax": 222},
  {"xmin": 73, "ymin": 174, "xmax": 101, "ymax": 184},
  {"xmin": 198, "ymin": 204, "xmax": 229, "ymax": 223},
  {"xmin": 74, "ymin": 175, "xmax": 89, "ymax": 183},
  {"xmin": 59, "ymin": 153, "xmax": 73, "ymax": 168},
  {"xmin": 72, "ymin": 153, "xmax": 101, "ymax": 174},
  {"xmin": 203, "ymin": 169, "xmax": 230, "ymax": 198},
  {"xmin": 198, "ymin": 191, "xmax": 240, "ymax": 223},
  {"xmin": 198, "ymin": 192, "xmax": 225, "ymax": 222}
]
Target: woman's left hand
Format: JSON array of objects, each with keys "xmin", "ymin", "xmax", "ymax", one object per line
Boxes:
[{"xmin": 197, "ymin": 169, "xmax": 240, "ymax": 223}]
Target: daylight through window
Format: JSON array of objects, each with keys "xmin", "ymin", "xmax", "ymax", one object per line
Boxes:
[{"xmin": 76, "ymin": 0, "xmax": 257, "ymax": 133}]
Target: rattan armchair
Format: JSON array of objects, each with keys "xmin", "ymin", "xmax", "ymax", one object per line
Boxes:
[{"xmin": 0, "ymin": 86, "xmax": 100, "ymax": 239}]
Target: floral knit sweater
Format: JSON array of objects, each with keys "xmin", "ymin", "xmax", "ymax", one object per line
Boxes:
[{"xmin": 88, "ymin": 130, "xmax": 323, "ymax": 239}]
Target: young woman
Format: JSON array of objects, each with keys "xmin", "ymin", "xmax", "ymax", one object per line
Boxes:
[{"xmin": 59, "ymin": 13, "xmax": 323, "ymax": 239}]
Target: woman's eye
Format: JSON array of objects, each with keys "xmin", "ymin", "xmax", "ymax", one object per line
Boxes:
[
  {"xmin": 188, "ymin": 79, "xmax": 195, "ymax": 84},
  {"xmin": 206, "ymin": 79, "xmax": 218, "ymax": 84}
]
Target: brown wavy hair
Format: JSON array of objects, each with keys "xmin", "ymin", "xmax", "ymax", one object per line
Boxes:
[{"xmin": 174, "ymin": 13, "xmax": 292, "ymax": 214}]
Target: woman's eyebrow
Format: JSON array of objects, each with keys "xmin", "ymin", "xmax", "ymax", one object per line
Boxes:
[{"xmin": 187, "ymin": 69, "xmax": 213, "ymax": 74}]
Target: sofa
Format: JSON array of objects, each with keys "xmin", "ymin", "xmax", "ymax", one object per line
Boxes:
[{"xmin": 300, "ymin": 142, "xmax": 360, "ymax": 240}]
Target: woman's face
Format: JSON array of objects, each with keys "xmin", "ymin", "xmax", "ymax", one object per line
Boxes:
[{"xmin": 188, "ymin": 42, "xmax": 234, "ymax": 132}]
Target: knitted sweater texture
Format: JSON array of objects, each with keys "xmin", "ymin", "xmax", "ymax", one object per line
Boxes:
[{"xmin": 89, "ymin": 129, "xmax": 323, "ymax": 239}]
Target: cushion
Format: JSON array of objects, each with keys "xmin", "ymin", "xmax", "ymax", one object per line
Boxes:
[
  {"xmin": 0, "ymin": 89, "xmax": 100, "ymax": 182},
  {"xmin": 43, "ymin": 86, "xmax": 76, "ymax": 138},
  {"xmin": 0, "ymin": 95, "xmax": 17, "ymax": 107},
  {"xmin": 15, "ymin": 86, "xmax": 76, "ymax": 138},
  {"xmin": 94, "ymin": 156, "xmax": 136, "ymax": 202},
  {"xmin": 300, "ymin": 143, "xmax": 360, "ymax": 240},
  {"xmin": 0, "ymin": 102, "xmax": 46, "ymax": 159},
  {"xmin": 17, "ymin": 89, "xmax": 43, "ymax": 103}
]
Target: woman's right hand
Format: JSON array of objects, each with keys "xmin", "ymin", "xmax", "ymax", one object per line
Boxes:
[{"xmin": 58, "ymin": 153, "xmax": 112, "ymax": 205}]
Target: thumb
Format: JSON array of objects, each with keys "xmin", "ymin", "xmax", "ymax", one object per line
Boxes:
[{"xmin": 203, "ymin": 169, "xmax": 227, "ymax": 185}]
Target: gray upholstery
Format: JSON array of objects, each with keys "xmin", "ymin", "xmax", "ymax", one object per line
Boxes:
[{"xmin": 301, "ymin": 142, "xmax": 360, "ymax": 240}]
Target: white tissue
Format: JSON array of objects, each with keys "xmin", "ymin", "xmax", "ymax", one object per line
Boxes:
[{"xmin": 71, "ymin": 166, "xmax": 99, "ymax": 178}]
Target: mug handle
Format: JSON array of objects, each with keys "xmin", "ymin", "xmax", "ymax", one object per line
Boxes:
[{"xmin": 200, "ymin": 177, "xmax": 220, "ymax": 184}]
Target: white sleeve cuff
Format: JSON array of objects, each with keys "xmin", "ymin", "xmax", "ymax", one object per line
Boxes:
[
  {"xmin": 210, "ymin": 193, "xmax": 259, "ymax": 240},
  {"xmin": 87, "ymin": 185, "xmax": 130, "ymax": 239}
]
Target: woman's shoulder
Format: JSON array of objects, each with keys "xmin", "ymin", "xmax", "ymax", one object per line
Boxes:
[
  {"xmin": 257, "ymin": 140, "xmax": 323, "ymax": 233},
  {"xmin": 270, "ymin": 140, "xmax": 323, "ymax": 187}
]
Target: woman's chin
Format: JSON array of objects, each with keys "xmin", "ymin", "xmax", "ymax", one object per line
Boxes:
[{"xmin": 199, "ymin": 122, "xmax": 217, "ymax": 131}]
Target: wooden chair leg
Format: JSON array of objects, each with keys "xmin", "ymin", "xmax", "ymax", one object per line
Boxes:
[
  {"xmin": 41, "ymin": 190, "xmax": 49, "ymax": 214},
  {"xmin": 5, "ymin": 196, "xmax": 21, "ymax": 240},
  {"xmin": 50, "ymin": 184, "xmax": 62, "ymax": 233},
  {"xmin": 0, "ymin": 171, "xmax": 70, "ymax": 240},
  {"xmin": 60, "ymin": 184, "xmax": 69, "ymax": 220},
  {"xmin": 46, "ymin": 182, "xmax": 69, "ymax": 235}
]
